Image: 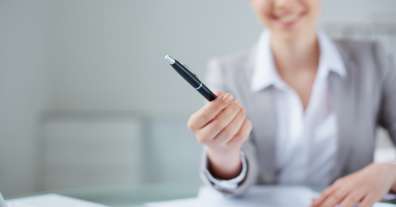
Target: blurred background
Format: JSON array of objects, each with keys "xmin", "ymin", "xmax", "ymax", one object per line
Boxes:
[{"xmin": 1, "ymin": 0, "xmax": 396, "ymax": 202}]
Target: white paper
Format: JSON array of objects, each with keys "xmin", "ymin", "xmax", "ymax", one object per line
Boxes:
[
  {"xmin": 146, "ymin": 186, "xmax": 395, "ymax": 207},
  {"xmin": 7, "ymin": 194, "xmax": 107, "ymax": 207}
]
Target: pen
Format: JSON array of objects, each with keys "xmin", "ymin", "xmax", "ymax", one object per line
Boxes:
[{"xmin": 164, "ymin": 55, "xmax": 217, "ymax": 101}]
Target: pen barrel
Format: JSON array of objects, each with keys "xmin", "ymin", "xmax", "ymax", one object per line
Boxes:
[
  {"xmin": 172, "ymin": 62, "xmax": 201, "ymax": 88},
  {"xmin": 169, "ymin": 59, "xmax": 217, "ymax": 101},
  {"xmin": 197, "ymin": 84, "xmax": 217, "ymax": 101}
]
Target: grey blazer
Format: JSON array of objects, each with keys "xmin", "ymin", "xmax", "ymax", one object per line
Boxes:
[{"xmin": 201, "ymin": 38, "xmax": 396, "ymax": 196}]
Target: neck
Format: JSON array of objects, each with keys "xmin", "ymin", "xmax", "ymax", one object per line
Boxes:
[{"xmin": 270, "ymin": 31, "xmax": 320, "ymax": 74}]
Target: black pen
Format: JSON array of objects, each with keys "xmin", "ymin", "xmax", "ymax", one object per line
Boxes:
[{"xmin": 164, "ymin": 55, "xmax": 217, "ymax": 101}]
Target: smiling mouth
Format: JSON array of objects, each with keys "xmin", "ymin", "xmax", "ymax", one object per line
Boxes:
[{"xmin": 272, "ymin": 12, "xmax": 305, "ymax": 27}]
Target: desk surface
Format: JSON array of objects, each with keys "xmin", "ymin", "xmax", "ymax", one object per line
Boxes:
[{"xmin": 35, "ymin": 183, "xmax": 396, "ymax": 207}]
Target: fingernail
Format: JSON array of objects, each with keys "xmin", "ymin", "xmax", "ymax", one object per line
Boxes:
[
  {"xmin": 226, "ymin": 95, "xmax": 234, "ymax": 102},
  {"xmin": 222, "ymin": 94, "xmax": 230, "ymax": 101}
]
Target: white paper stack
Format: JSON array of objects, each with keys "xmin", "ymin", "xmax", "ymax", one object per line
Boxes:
[{"xmin": 7, "ymin": 194, "xmax": 107, "ymax": 207}]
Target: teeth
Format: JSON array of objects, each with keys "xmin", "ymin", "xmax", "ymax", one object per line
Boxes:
[{"xmin": 278, "ymin": 14, "xmax": 299, "ymax": 22}]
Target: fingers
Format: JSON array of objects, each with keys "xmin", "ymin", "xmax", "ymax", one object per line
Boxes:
[
  {"xmin": 187, "ymin": 91, "xmax": 251, "ymax": 149},
  {"xmin": 212, "ymin": 107, "xmax": 246, "ymax": 144},
  {"xmin": 320, "ymin": 190, "xmax": 347, "ymax": 207},
  {"xmin": 313, "ymin": 163, "xmax": 392, "ymax": 207},
  {"xmin": 314, "ymin": 181, "xmax": 368, "ymax": 207},
  {"xmin": 313, "ymin": 183, "xmax": 339, "ymax": 206},
  {"xmin": 187, "ymin": 92, "xmax": 233, "ymax": 131},
  {"xmin": 339, "ymin": 190, "xmax": 365, "ymax": 207},
  {"xmin": 314, "ymin": 185, "xmax": 350, "ymax": 207},
  {"xmin": 228, "ymin": 118, "xmax": 252, "ymax": 146},
  {"xmin": 196, "ymin": 100, "xmax": 241, "ymax": 144},
  {"xmin": 359, "ymin": 194, "xmax": 377, "ymax": 207}
]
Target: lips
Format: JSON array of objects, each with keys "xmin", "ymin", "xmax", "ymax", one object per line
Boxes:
[{"xmin": 272, "ymin": 12, "xmax": 304, "ymax": 27}]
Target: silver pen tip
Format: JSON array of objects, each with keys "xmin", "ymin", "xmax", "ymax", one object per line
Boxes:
[{"xmin": 164, "ymin": 55, "xmax": 176, "ymax": 64}]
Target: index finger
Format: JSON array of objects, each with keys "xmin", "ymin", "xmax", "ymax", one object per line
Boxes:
[
  {"xmin": 313, "ymin": 185, "xmax": 338, "ymax": 206},
  {"xmin": 188, "ymin": 92, "xmax": 234, "ymax": 130}
]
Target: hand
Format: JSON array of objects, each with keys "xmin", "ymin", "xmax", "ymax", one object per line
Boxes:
[
  {"xmin": 187, "ymin": 91, "xmax": 252, "ymax": 179},
  {"xmin": 312, "ymin": 163, "xmax": 396, "ymax": 207}
]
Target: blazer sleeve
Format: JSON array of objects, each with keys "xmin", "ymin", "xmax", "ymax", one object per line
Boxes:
[
  {"xmin": 377, "ymin": 44, "xmax": 396, "ymax": 145},
  {"xmin": 199, "ymin": 58, "xmax": 259, "ymax": 196}
]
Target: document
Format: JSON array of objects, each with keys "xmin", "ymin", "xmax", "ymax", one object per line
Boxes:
[
  {"xmin": 7, "ymin": 194, "xmax": 107, "ymax": 207},
  {"xmin": 146, "ymin": 186, "xmax": 395, "ymax": 207}
]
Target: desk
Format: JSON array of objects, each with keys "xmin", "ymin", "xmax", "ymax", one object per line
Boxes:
[{"xmin": 27, "ymin": 183, "xmax": 396, "ymax": 207}]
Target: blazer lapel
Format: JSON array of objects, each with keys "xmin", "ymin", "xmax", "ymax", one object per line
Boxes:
[
  {"xmin": 248, "ymin": 88, "xmax": 278, "ymax": 183},
  {"xmin": 329, "ymin": 62, "xmax": 356, "ymax": 181}
]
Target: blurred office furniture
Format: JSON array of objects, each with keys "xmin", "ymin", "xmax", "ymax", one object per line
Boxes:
[
  {"xmin": 324, "ymin": 21, "xmax": 396, "ymax": 56},
  {"xmin": 41, "ymin": 112, "xmax": 143, "ymax": 190},
  {"xmin": 40, "ymin": 112, "xmax": 201, "ymax": 192}
]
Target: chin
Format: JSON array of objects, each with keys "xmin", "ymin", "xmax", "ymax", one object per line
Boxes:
[
  {"xmin": 270, "ymin": 20, "xmax": 312, "ymax": 39},
  {"xmin": 271, "ymin": 26, "xmax": 301, "ymax": 39}
]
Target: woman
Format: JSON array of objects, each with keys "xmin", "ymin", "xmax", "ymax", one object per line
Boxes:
[{"xmin": 186, "ymin": 0, "xmax": 396, "ymax": 207}]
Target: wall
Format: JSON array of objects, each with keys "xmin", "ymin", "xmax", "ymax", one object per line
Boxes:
[
  {"xmin": 46, "ymin": 0, "xmax": 260, "ymax": 116},
  {"xmin": 0, "ymin": 0, "xmax": 50, "ymax": 196},
  {"xmin": 45, "ymin": 0, "xmax": 396, "ymax": 117}
]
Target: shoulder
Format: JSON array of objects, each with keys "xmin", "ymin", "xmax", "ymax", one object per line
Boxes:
[
  {"xmin": 206, "ymin": 48, "xmax": 256, "ymax": 95},
  {"xmin": 333, "ymin": 38, "xmax": 390, "ymax": 77},
  {"xmin": 208, "ymin": 48, "xmax": 255, "ymax": 77}
]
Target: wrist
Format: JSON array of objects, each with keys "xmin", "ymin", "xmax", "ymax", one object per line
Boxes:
[
  {"xmin": 206, "ymin": 147, "xmax": 242, "ymax": 179},
  {"xmin": 207, "ymin": 146, "xmax": 240, "ymax": 164}
]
